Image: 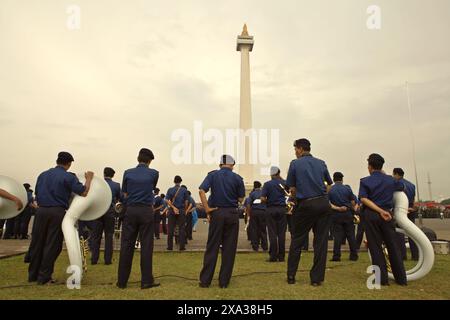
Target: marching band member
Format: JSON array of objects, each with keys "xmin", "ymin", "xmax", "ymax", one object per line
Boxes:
[
  {"xmin": 153, "ymin": 188, "xmax": 164, "ymax": 240},
  {"xmin": 247, "ymin": 181, "xmax": 268, "ymax": 252},
  {"xmin": 166, "ymin": 177, "xmax": 189, "ymax": 251}
]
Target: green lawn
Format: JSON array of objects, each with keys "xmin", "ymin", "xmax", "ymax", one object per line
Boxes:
[{"xmin": 0, "ymin": 251, "xmax": 449, "ymax": 300}]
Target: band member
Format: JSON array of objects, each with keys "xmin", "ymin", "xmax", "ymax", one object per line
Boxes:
[
  {"xmin": 358, "ymin": 154, "xmax": 407, "ymax": 286},
  {"xmin": 117, "ymin": 148, "xmax": 159, "ymax": 289},
  {"xmin": 243, "ymin": 197, "xmax": 251, "ymax": 241},
  {"xmin": 153, "ymin": 188, "xmax": 164, "ymax": 240},
  {"xmin": 199, "ymin": 155, "xmax": 245, "ymax": 288},
  {"xmin": 286, "ymin": 138, "xmax": 333, "ymax": 286},
  {"xmin": 0, "ymin": 188, "xmax": 23, "ymax": 239},
  {"xmin": 14, "ymin": 184, "xmax": 35, "ymax": 239},
  {"xmin": 261, "ymin": 166, "xmax": 288, "ymax": 262},
  {"xmin": 91, "ymin": 167, "xmax": 121, "ymax": 265},
  {"xmin": 166, "ymin": 176, "xmax": 189, "ymax": 251},
  {"xmin": 392, "ymin": 168, "xmax": 419, "ymax": 261},
  {"xmin": 185, "ymin": 191, "xmax": 196, "ymax": 241},
  {"xmin": 29, "ymin": 152, "xmax": 93, "ymax": 284},
  {"xmin": 328, "ymin": 172, "xmax": 359, "ymax": 262},
  {"xmin": 160, "ymin": 194, "xmax": 168, "ymax": 235},
  {"xmin": 247, "ymin": 181, "xmax": 268, "ymax": 252}
]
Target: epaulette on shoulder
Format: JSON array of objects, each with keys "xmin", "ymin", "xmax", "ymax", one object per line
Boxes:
[{"xmin": 207, "ymin": 170, "xmax": 218, "ymax": 175}]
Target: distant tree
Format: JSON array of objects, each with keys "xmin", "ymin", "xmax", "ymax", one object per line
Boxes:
[{"xmin": 441, "ymin": 198, "xmax": 450, "ymax": 205}]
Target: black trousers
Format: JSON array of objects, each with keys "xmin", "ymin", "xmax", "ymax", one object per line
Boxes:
[
  {"xmin": 199, "ymin": 208, "xmax": 239, "ymax": 286},
  {"xmin": 28, "ymin": 207, "xmax": 65, "ymax": 283},
  {"xmin": 332, "ymin": 212, "xmax": 358, "ymax": 260},
  {"xmin": 266, "ymin": 206, "xmax": 287, "ymax": 261},
  {"xmin": 249, "ymin": 209, "xmax": 268, "ymax": 251},
  {"xmin": 154, "ymin": 210, "xmax": 161, "ymax": 238},
  {"xmin": 287, "ymin": 196, "xmax": 331, "ymax": 283},
  {"xmin": 19, "ymin": 207, "xmax": 33, "ymax": 238},
  {"xmin": 396, "ymin": 213, "xmax": 419, "ymax": 261},
  {"xmin": 91, "ymin": 208, "xmax": 115, "ymax": 265},
  {"xmin": 186, "ymin": 213, "xmax": 193, "ymax": 240},
  {"xmin": 362, "ymin": 208, "xmax": 407, "ymax": 285},
  {"xmin": 356, "ymin": 221, "xmax": 365, "ymax": 250},
  {"xmin": 117, "ymin": 205, "xmax": 154, "ymax": 286},
  {"xmin": 3, "ymin": 217, "xmax": 16, "ymax": 238},
  {"xmin": 161, "ymin": 213, "xmax": 167, "ymax": 234},
  {"xmin": 167, "ymin": 211, "xmax": 186, "ymax": 250}
]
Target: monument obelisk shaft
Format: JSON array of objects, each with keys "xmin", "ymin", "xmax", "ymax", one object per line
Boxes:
[{"xmin": 236, "ymin": 24, "xmax": 254, "ymax": 188}]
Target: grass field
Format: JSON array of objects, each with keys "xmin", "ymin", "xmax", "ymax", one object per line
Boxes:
[{"xmin": 0, "ymin": 251, "xmax": 449, "ymax": 300}]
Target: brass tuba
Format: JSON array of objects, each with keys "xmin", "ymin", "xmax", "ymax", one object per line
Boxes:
[
  {"xmin": 0, "ymin": 175, "xmax": 28, "ymax": 220},
  {"xmin": 61, "ymin": 174, "xmax": 111, "ymax": 282}
]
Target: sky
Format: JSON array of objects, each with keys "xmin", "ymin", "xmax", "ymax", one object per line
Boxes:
[{"xmin": 1, "ymin": 0, "xmax": 449, "ymax": 201}]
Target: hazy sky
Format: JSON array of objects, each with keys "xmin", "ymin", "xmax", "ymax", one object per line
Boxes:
[{"xmin": 1, "ymin": 0, "xmax": 449, "ymax": 201}]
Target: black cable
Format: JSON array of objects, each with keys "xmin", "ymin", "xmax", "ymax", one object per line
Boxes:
[{"xmin": 0, "ymin": 262, "xmax": 355, "ymax": 290}]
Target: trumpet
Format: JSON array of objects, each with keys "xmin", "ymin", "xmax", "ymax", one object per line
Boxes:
[
  {"xmin": 353, "ymin": 214, "xmax": 361, "ymax": 224},
  {"xmin": 279, "ymin": 183, "xmax": 295, "ymax": 215}
]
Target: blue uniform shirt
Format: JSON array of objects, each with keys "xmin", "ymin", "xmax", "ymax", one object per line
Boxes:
[
  {"xmin": 261, "ymin": 178, "xmax": 287, "ymax": 207},
  {"xmin": 199, "ymin": 167, "xmax": 245, "ymax": 208},
  {"xmin": 153, "ymin": 195, "xmax": 164, "ymax": 209},
  {"xmin": 189, "ymin": 196, "xmax": 196, "ymax": 208},
  {"xmin": 105, "ymin": 178, "xmax": 121, "ymax": 206},
  {"xmin": 400, "ymin": 178, "xmax": 416, "ymax": 208},
  {"xmin": 166, "ymin": 185, "xmax": 189, "ymax": 210},
  {"xmin": 358, "ymin": 171, "xmax": 404, "ymax": 210},
  {"xmin": 249, "ymin": 189, "xmax": 266, "ymax": 210},
  {"xmin": 122, "ymin": 164, "xmax": 159, "ymax": 206},
  {"xmin": 286, "ymin": 154, "xmax": 333, "ymax": 200},
  {"xmin": 329, "ymin": 182, "xmax": 356, "ymax": 208},
  {"xmin": 26, "ymin": 190, "xmax": 33, "ymax": 206},
  {"xmin": 35, "ymin": 166, "xmax": 86, "ymax": 209}
]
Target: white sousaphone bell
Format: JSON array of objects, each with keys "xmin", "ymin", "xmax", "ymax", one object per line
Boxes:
[
  {"xmin": 62, "ymin": 174, "xmax": 111, "ymax": 281},
  {"xmin": 390, "ymin": 191, "xmax": 434, "ymax": 281},
  {"xmin": 0, "ymin": 175, "xmax": 28, "ymax": 220}
]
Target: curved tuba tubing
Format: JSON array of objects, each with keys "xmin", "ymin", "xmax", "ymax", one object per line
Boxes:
[
  {"xmin": 62, "ymin": 174, "xmax": 111, "ymax": 280},
  {"xmin": 0, "ymin": 175, "xmax": 28, "ymax": 220},
  {"xmin": 390, "ymin": 191, "xmax": 434, "ymax": 281}
]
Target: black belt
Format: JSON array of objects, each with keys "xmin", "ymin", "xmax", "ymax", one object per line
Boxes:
[
  {"xmin": 297, "ymin": 195, "xmax": 327, "ymax": 203},
  {"xmin": 128, "ymin": 203, "xmax": 152, "ymax": 207}
]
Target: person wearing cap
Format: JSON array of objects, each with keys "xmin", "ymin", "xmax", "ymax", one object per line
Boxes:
[
  {"xmin": 90, "ymin": 167, "xmax": 121, "ymax": 265},
  {"xmin": 117, "ymin": 148, "xmax": 159, "ymax": 289},
  {"xmin": 286, "ymin": 138, "xmax": 333, "ymax": 286},
  {"xmin": 152, "ymin": 188, "xmax": 164, "ymax": 240},
  {"xmin": 247, "ymin": 181, "xmax": 268, "ymax": 252},
  {"xmin": 358, "ymin": 154, "xmax": 407, "ymax": 286},
  {"xmin": 165, "ymin": 176, "xmax": 189, "ymax": 251},
  {"xmin": 28, "ymin": 152, "xmax": 94, "ymax": 285},
  {"xmin": 328, "ymin": 172, "xmax": 359, "ymax": 262},
  {"xmin": 392, "ymin": 168, "xmax": 418, "ymax": 261},
  {"xmin": 198, "ymin": 154, "xmax": 245, "ymax": 288},
  {"xmin": 261, "ymin": 166, "xmax": 288, "ymax": 262}
]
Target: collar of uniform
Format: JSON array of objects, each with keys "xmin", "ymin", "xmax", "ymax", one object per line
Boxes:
[
  {"xmin": 300, "ymin": 152, "xmax": 312, "ymax": 158},
  {"xmin": 220, "ymin": 167, "xmax": 232, "ymax": 172},
  {"xmin": 136, "ymin": 163, "xmax": 149, "ymax": 168},
  {"xmin": 104, "ymin": 177, "xmax": 112, "ymax": 180},
  {"xmin": 370, "ymin": 170, "xmax": 384, "ymax": 176},
  {"xmin": 335, "ymin": 181, "xmax": 343, "ymax": 184},
  {"xmin": 55, "ymin": 165, "xmax": 66, "ymax": 171}
]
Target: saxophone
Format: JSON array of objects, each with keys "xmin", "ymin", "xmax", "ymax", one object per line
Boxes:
[{"xmin": 80, "ymin": 236, "xmax": 90, "ymax": 273}]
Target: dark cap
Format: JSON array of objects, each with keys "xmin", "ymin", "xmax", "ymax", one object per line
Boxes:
[
  {"xmin": 293, "ymin": 138, "xmax": 311, "ymax": 150},
  {"xmin": 57, "ymin": 151, "xmax": 74, "ymax": 164},
  {"xmin": 333, "ymin": 172, "xmax": 344, "ymax": 181}
]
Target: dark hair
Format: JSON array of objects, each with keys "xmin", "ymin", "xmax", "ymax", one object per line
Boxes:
[
  {"xmin": 253, "ymin": 181, "xmax": 262, "ymax": 189},
  {"xmin": 56, "ymin": 151, "xmax": 74, "ymax": 165},
  {"xmin": 104, "ymin": 167, "xmax": 115, "ymax": 178},
  {"xmin": 333, "ymin": 172, "xmax": 344, "ymax": 182},
  {"xmin": 293, "ymin": 138, "xmax": 311, "ymax": 151},
  {"xmin": 188, "ymin": 191, "xmax": 191, "ymax": 196},
  {"xmin": 368, "ymin": 153, "xmax": 385, "ymax": 170},
  {"xmin": 154, "ymin": 188, "xmax": 160, "ymax": 194},
  {"xmin": 181, "ymin": 185, "xmax": 187, "ymax": 189},
  {"xmin": 174, "ymin": 175, "xmax": 182, "ymax": 184},
  {"xmin": 138, "ymin": 148, "xmax": 154, "ymax": 163},
  {"xmin": 160, "ymin": 194, "xmax": 165, "ymax": 199},
  {"xmin": 23, "ymin": 183, "xmax": 31, "ymax": 190},
  {"xmin": 393, "ymin": 168, "xmax": 405, "ymax": 177}
]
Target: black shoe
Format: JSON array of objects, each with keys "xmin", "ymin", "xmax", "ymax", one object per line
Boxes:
[
  {"xmin": 141, "ymin": 282, "xmax": 160, "ymax": 289},
  {"xmin": 329, "ymin": 258, "xmax": 341, "ymax": 262},
  {"xmin": 287, "ymin": 276, "xmax": 295, "ymax": 284},
  {"xmin": 116, "ymin": 282, "xmax": 127, "ymax": 289},
  {"xmin": 91, "ymin": 261, "xmax": 98, "ymax": 265},
  {"xmin": 311, "ymin": 281, "xmax": 322, "ymax": 287},
  {"xmin": 266, "ymin": 258, "xmax": 277, "ymax": 262},
  {"xmin": 105, "ymin": 262, "xmax": 112, "ymax": 265},
  {"xmin": 37, "ymin": 278, "xmax": 57, "ymax": 285},
  {"xmin": 166, "ymin": 247, "xmax": 173, "ymax": 251},
  {"xmin": 199, "ymin": 282, "xmax": 210, "ymax": 288},
  {"xmin": 349, "ymin": 255, "xmax": 359, "ymax": 261},
  {"xmin": 219, "ymin": 284, "xmax": 228, "ymax": 289},
  {"xmin": 252, "ymin": 247, "xmax": 258, "ymax": 252},
  {"xmin": 278, "ymin": 257, "xmax": 285, "ymax": 262},
  {"xmin": 179, "ymin": 247, "xmax": 186, "ymax": 251}
]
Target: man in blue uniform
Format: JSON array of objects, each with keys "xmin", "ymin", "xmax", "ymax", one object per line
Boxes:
[
  {"xmin": 166, "ymin": 176, "xmax": 189, "ymax": 251},
  {"xmin": 328, "ymin": 172, "xmax": 359, "ymax": 262},
  {"xmin": 199, "ymin": 155, "xmax": 245, "ymax": 288},
  {"xmin": 29, "ymin": 152, "xmax": 93, "ymax": 285},
  {"xmin": 17, "ymin": 183, "xmax": 35, "ymax": 239},
  {"xmin": 185, "ymin": 191, "xmax": 196, "ymax": 241},
  {"xmin": 393, "ymin": 168, "xmax": 419, "ymax": 261},
  {"xmin": 286, "ymin": 138, "xmax": 333, "ymax": 286},
  {"xmin": 0, "ymin": 189, "xmax": 23, "ymax": 238},
  {"xmin": 117, "ymin": 148, "xmax": 160, "ymax": 289},
  {"xmin": 152, "ymin": 188, "xmax": 164, "ymax": 240},
  {"xmin": 247, "ymin": 181, "xmax": 268, "ymax": 252},
  {"xmin": 261, "ymin": 166, "xmax": 288, "ymax": 262},
  {"xmin": 91, "ymin": 167, "xmax": 121, "ymax": 265},
  {"xmin": 358, "ymin": 154, "xmax": 407, "ymax": 286}
]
